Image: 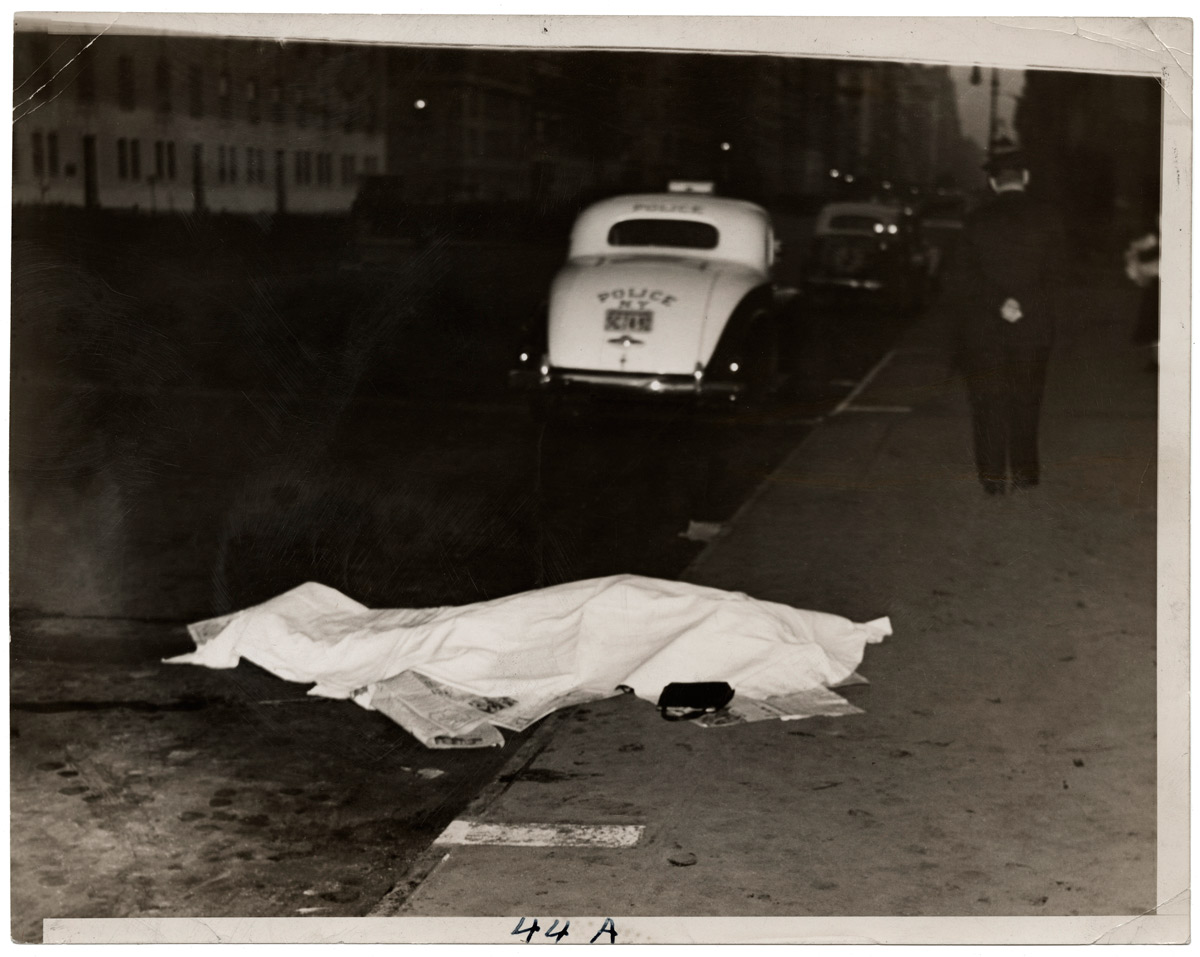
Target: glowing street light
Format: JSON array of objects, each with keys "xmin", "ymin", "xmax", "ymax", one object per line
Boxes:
[{"xmin": 414, "ymin": 98, "xmax": 427, "ymax": 109}]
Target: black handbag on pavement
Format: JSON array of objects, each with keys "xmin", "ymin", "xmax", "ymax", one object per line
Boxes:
[{"xmin": 656, "ymin": 682, "xmax": 735, "ymax": 721}]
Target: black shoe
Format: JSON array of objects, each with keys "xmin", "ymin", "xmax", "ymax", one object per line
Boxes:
[
  {"xmin": 982, "ymin": 479, "xmax": 1006, "ymax": 496},
  {"xmin": 1011, "ymin": 476, "xmax": 1039, "ymax": 490}
]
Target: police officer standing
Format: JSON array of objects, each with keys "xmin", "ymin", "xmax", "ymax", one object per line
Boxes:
[{"xmin": 948, "ymin": 141, "xmax": 1065, "ymax": 496}]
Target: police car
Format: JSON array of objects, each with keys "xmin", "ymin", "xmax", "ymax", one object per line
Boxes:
[{"xmin": 512, "ymin": 183, "xmax": 794, "ymax": 406}]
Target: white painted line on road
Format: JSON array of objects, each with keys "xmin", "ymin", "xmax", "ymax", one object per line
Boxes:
[
  {"xmin": 841, "ymin": 404, "xmax": 913, "ymax": 414},
  {"xmin": 831, "ymin": 349, "xmax": 897, "ymax": 416},
  {"xmin": 433, "ymin": 820, "xmax": 644, "ymax": 848}
]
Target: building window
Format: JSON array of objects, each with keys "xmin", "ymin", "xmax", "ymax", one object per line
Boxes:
[
  {"xmin": 228, "ymin": 145, "xmax": 237, "ymax": 183},
  {"xmin": 340, "ymin": 154, "xmax": 356, "ymax": 186},
  {"xmin": 47, "ymin": 132, "xmax": 59, "ymax": 176},
  {"xmin": 218, "ymin": 71, "xmax": 231, "ymax": 119},
  {"xmin": 246, "ymin": 78, "xmax": 260, "ymax": 124},
  {"xmin": 117, "ymin": 55, "xmax": 135, "ymax": 111},
  {"xmin": 155, "ymin": 140, "xmax": 165, "ymax": 179},
  {"xmin": 270, "ymin": 82, "xmax": 284, "ymax": 123},
  {"xmin": 77, "ymin": 53, "xmax": 95, "ymax": 104},
  {"xmin": 155, "ymin": 57, "xmax": 172, "ymax": 112},
  {"xmin": 294, "ymin": 151, "xmax": 313, "ymax": 186},
  {"xmin": 167, "ymin": 141, "xmax": 177, "ymax": 180},
  {"xmin": 30, "ymin": 34, "xmax": 51, "ymax": 94},
  {"xmin": 130, "ymin": 139, "xmax": 141, "ymax": 180},
  {"xmin": 217, "ymin": 145, "xmax": 226, "ymax": 184},
  {"xmin": 32, "ymin": 132, "xmax": 45, "ymax": 177},
  {"xmin": 188, "ymin": 65, "xmax": 204, "ymax": 117},
  {"xmin": 316, "ymin": 152, "xmax": 332, "ymax": 186},
  {"xmin": 363, "ymin": 155, "xmax": 378, "ymax": 175},
  {"xmin": 117, "ymin": 138, "xmax": 128, "ymax": 179}
]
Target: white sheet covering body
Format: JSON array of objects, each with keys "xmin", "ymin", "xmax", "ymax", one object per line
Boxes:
[{"xmin": 168, "ymin": 575, "xmax": 890, "ymax": 746}]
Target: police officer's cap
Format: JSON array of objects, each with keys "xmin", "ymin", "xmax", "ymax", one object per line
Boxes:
[{"xmin": 982, "ymin": 139, "xmax": 1026, "ymax": 175}]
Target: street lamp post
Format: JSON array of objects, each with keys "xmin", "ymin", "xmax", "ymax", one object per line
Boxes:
[
  {"xmin": 988, "ymin": 68, "xmax": 1000, "ymax": 152},
  {"xmin": 970, "ymin": 65, "xmax": 1001, "ymax": 160}
]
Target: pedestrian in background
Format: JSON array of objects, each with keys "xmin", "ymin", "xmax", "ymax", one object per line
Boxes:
[
  {"xmin": 946, "ymin": 142, "xmax": 1066, "ymax": 496},
  {"xmin": 1124, "ymin": 219, "xmax": 1159, "ymax": 372}
]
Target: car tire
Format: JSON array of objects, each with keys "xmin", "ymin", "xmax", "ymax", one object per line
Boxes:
[
  {"xmin": 742, "ymin": 313, "xmax": 782, "ymax": 406},
  {"xmin": 528, "ymin": 391, "xmax": 563, "ymax": 423}
]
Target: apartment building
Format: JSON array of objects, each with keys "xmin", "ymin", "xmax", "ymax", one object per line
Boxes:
[{"xmin": 12, "ymin": 28, "xmax": 387, "ymax": 214}]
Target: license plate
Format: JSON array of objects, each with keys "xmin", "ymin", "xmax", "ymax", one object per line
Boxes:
[{"xmin": 605, "ymin": 309, "xmax": 653, "ymax": 332}]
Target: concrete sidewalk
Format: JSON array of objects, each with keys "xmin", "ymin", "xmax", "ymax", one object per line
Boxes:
[{"xmin": 380, "ymin": 276, "xmax": 1163, "ymax": 925}]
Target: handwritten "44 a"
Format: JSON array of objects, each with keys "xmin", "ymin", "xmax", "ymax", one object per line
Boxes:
[{"xmin": 511, "ymin": 917, "xmax": 617, "ymax": 943}]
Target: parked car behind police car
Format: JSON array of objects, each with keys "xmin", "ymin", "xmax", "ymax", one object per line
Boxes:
[
  {"xmin": 512, "ymin": 188, "xmax": 795, "ymax": 406},
  {"xmin": 804, "ymin": 199, "xmax": 934, "ymax": 311}
]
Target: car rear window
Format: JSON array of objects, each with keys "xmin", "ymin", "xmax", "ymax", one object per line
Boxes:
[
  {"xmin": 607, "ymin": 219, "xmax": 719, "ymax": 249},
  {"xmin": 829, "ymin": 214, "xmax": 884, "ymax": 231}
]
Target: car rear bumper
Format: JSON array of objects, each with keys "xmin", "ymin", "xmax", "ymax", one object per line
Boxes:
[
  {"xmin": 805, "ymin": 276, "xmax": 885, "ymax": 291},
  {"xmin": 509, "ymin": 366, "xmax": 743, "ymax": 401}
]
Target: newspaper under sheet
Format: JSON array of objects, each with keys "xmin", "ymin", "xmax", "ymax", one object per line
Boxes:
[
  {"xmin": 694, "ymin": 687, "xmax": 866, "ymax": 728},
  {"xmin": 169, "ymin": 575, "xmax": 890, "ymax": 748},
  {"xmin": 364, "ymin": 670, "xmax": 624, "ymax": 748}
]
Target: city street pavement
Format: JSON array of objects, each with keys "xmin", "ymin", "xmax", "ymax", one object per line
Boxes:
[
  {"xmin": 372, "ymin": 268, "xmax": 1167, "ymax": 929},
  {"xmin": 11, "ymin": 265, "xmax": 1173, "ymax": 943}
]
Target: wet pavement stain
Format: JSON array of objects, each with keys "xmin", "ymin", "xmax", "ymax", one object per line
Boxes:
[
  {"xmin": 12, "ymin": 697, "xmax": 211, "ymax": 713},
  {"xmin": 499, "ymin": 768, "xmax": 599, "ymax": 783}
]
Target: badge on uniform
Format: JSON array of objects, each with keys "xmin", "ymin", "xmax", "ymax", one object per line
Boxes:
[{"xmin": 1001, "ymin": 298, "xmax": 1023, "ymax": 323}]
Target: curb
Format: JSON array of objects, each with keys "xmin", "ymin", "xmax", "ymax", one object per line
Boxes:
[
  {"xmin": 366, "ymin": 707, "xmax": 575, "ymax": 916},
  {"xmin": 682, "ymin": 347, "xmax": 902, "ymax": 579}
]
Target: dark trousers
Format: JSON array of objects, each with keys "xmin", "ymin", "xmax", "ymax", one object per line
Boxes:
[{"xmin": 964, "ymin": 350, "xmax": 1048, "ymax": 486}]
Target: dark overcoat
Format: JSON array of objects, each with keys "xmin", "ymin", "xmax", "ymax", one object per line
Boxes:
[{"xmin": 946, "ymin": 190, "xmax": 1065, "ymax": 367}]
